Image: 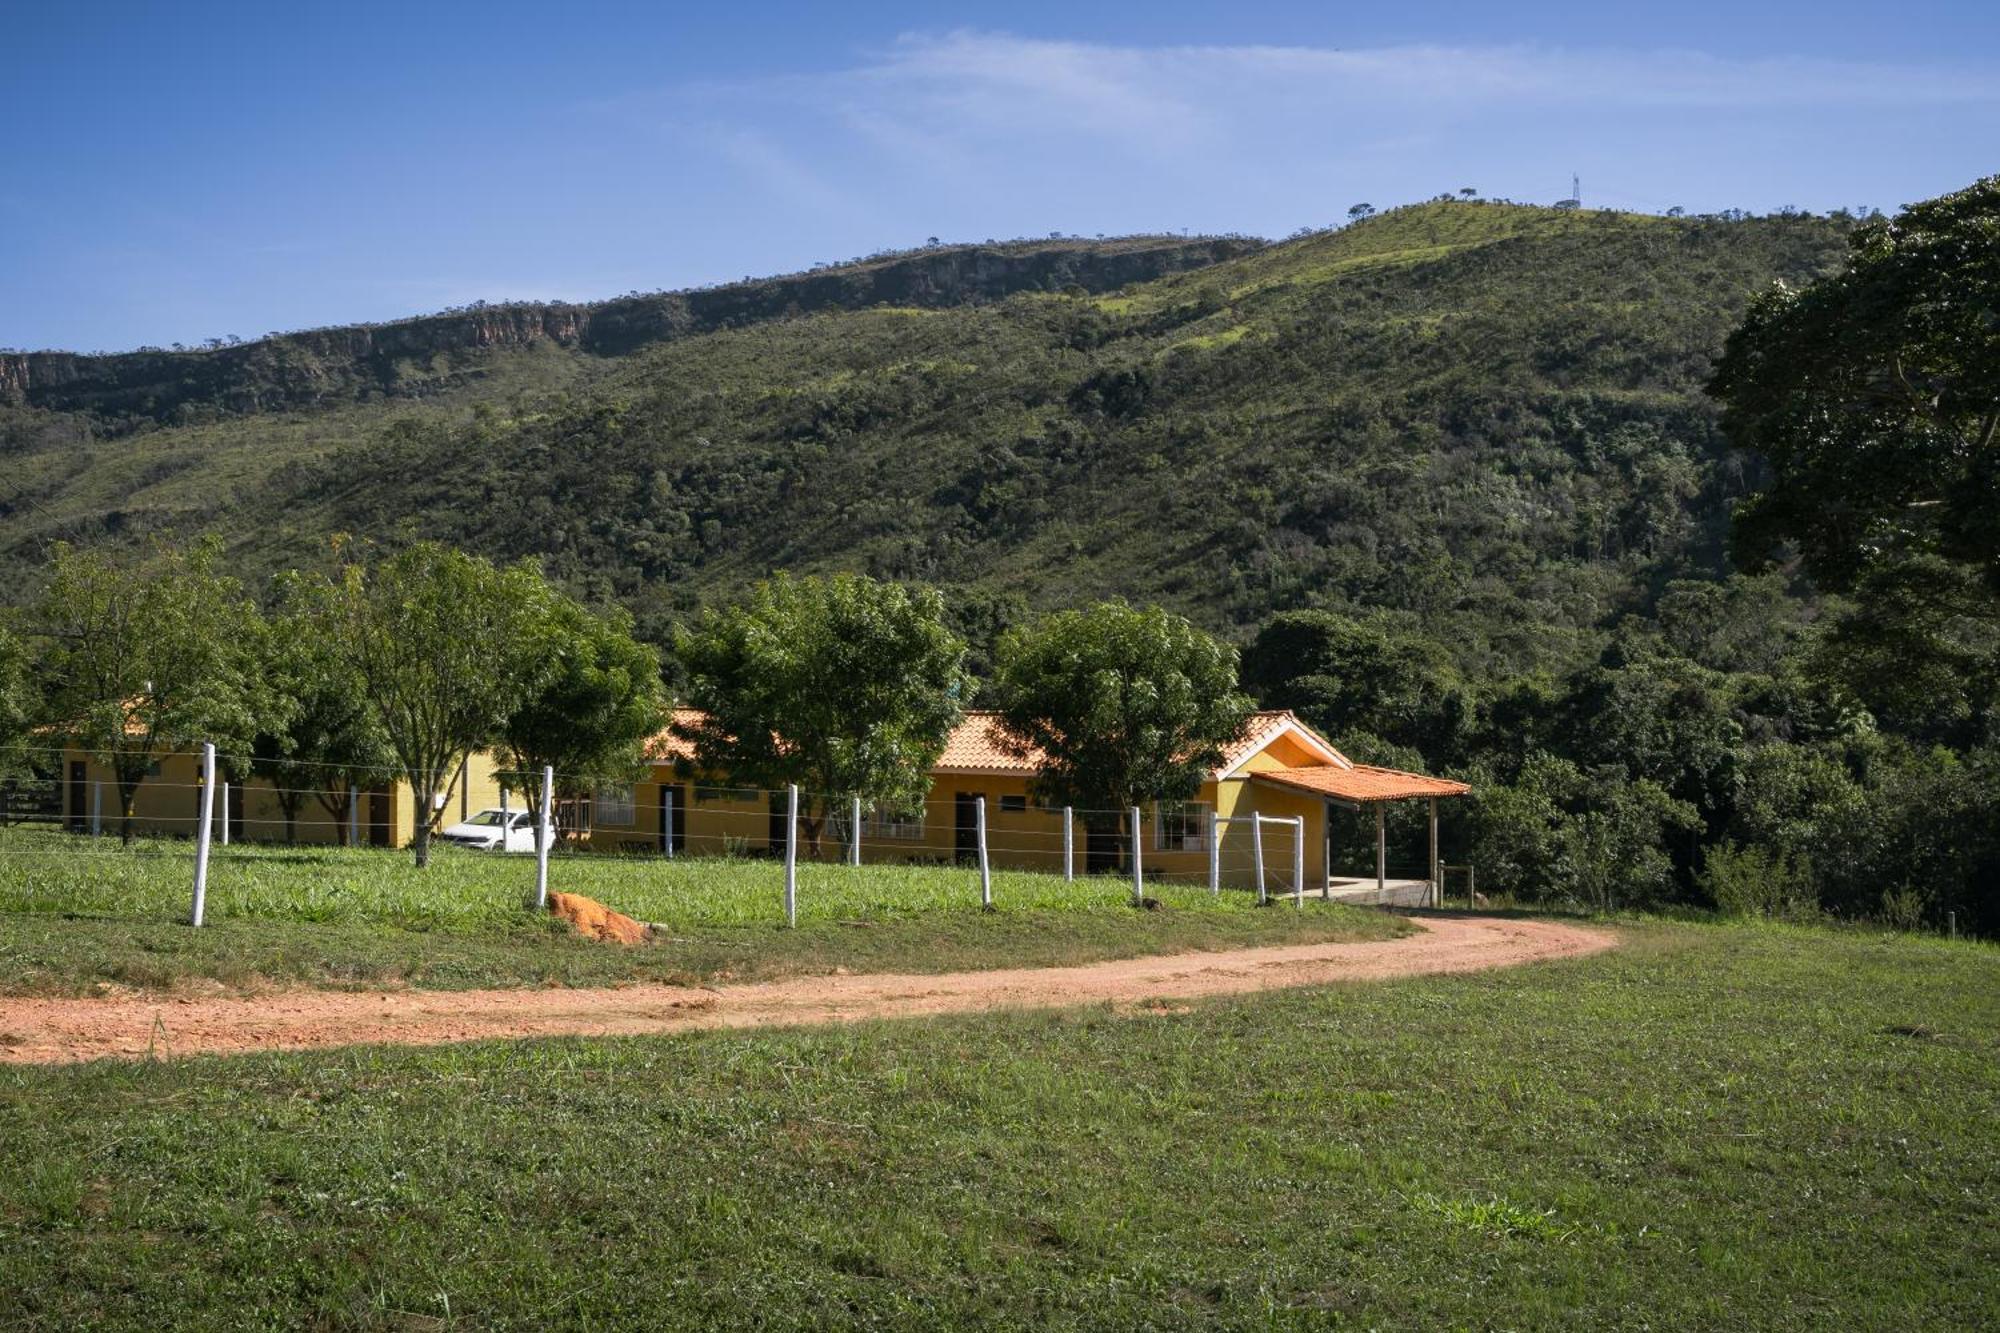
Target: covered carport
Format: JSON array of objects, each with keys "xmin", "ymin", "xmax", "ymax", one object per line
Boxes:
[{"xmin": 1249, "ymin": 764, "xmax": 1471, "ymax": 907}]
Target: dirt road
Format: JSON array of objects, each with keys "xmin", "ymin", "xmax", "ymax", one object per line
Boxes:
[{"xmin": 0, "ymin": 914, "xmax": 1615, "ymax": 1065}]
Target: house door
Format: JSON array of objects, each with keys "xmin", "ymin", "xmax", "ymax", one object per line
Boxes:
[
  {"xmin": 1086, "ymin": 814, "xmax": 1125, "ymax": 875},
  {"xmin": 67, "ymin": 761, "xmax": 87, "ymax": 832},
  {"xmin": 768, "ymin": 791, "xmax": 788, "ymax": 856},
  {"xmin": 954, "ymin": 792, "xmax": 982, "ymax": 864},
  {"xmin": 368, "ymin": 790, "xmax": 392, "ymax": 847},
  {"xmin": 659, "ymin": 784, "xmax": 686, "ymax": 856},
  {"xmin": 228, "ymin": 781, "xmax": 245, "ymax": 843}
]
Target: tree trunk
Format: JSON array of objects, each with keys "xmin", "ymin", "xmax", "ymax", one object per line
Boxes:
[
  {"xmin": 412, "ymin": 799, "xmax": 432, "ymax": 868},
  {"xmin": 118, "ymin": 778, "xmax": 139, "ymax": 848}
]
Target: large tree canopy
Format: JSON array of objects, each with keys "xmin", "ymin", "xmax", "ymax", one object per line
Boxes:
[
  {"xmin": 308, "ymin": 542, "xmax": 555, "ymax": 866},
  {"xmin": 30, "ymin": 538, "xmax": 270, "ymax": 843},
  {"xmin": 1715, "ymin": 176, "xmax": 2000, "ymax": 591},
  {"xmin": 1712, "ymin": 176, "xmax": 2000, "ymax": 739},
  {"xmin": 992, "ymin": 602, "xmax": 1251, "ymax": 855},
  {"xmin": 673, "ymin": 573, "xmax": 970, "ymax": 852},
  {"xmin": 500, "ymin": 595, "xmax": 668, "ymax": 834}
]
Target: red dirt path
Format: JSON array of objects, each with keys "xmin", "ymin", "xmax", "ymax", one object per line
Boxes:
[{"xmin": 0, "ymin": 915, "xmax": 1615, "ymax": 1066}]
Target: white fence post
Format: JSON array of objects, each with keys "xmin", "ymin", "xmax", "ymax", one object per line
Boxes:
[
  {"xmin": 1292, "ymin": 815, "xmax": 1305, "ymax": 908},
  {"xmin": 1252, "ymin": 813, "xmax": 1267, "ymax": 906},
  {"xmin": 534, "ymin": 765, "xmax": 553, "ymax": 909},
  {"xmin": 1062, "ymin": 806, "xmax": 1074, "ymax": 882},
  {"xmin": 1207, "ymin": 809, "xmax": 1219, "ymax": 894},
  {"xmin": 1129, "ymin": 805, "xmax": 1144, "ymax": 906},
  {"xmin": 976, "ymin": 796, "xmax": 992, "ymax": 908},
  {"xmin": 190, "ymin": 741, "xmax": 216, "ymax": 927},
  {"xmin": 220, "ymin": 781, "xmax": 230, "ymax": 846},
  {"xmin": 783, "ymin": 784, "xmax": 799, "ymax": 927},
  {"xmin": 663, "ymin": 786, "xmax": 674, "ymax": 860},
  {"xmin": 850, "ymin": 795, "xmax": 862, "ymax": 868},
  {"xmin": 90, "ymin": 780, "xmax": 101, "ymax": 839}
]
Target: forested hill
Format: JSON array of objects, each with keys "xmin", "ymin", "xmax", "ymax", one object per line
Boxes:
[
  {"xmin": 0, "ymin": 233, "xmax": 1258, "ymax": 422},
  {"xmin": 1, "ymin": 203, "xmax": 1850, "ymax": 666}
]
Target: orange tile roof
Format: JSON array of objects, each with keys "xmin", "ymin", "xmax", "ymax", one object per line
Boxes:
[
  {"xmin": 643, "ymin": 707, "xmax": 711, "ymax": 763},
  {"xmin": 1252, "ymin": 764, "xmax": 1470, "ymax": 803},
  {"xmin": 649, "ymin": 707, "xmax": 1374, "ymax": 783},
  {"xmin": 933, "ymin": 711, "xmax": 1041, "ymax": 773}
]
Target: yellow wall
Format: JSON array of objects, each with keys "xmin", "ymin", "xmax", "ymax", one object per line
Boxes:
[
  {"xmin": 56, "ymin": 748, "xmax": 516, "ymax": 849},
  {"xmin": 54, "ymin": 741, "xmax": 1342, "ymax": 890},
  {"xmin": 620, "ymin": 761, "xmax": 1336, "ymax": 891}
]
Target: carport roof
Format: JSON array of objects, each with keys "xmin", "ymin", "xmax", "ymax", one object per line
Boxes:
[{"xmin": 1252, "ymin": 764, "xmax": 1469, "ymax": 804}]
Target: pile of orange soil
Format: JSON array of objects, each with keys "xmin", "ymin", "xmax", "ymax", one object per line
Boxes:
[{"xmin": 547, "ymin": 891, "xmax": 651, "ymax": 945}]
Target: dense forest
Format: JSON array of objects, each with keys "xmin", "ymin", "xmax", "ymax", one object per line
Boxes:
[{"xmin": 4, "ymin": 198, "xmax": 1992, "ymax": 930}]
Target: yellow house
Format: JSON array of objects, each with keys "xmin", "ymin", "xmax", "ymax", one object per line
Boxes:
[
  {"xmin": 622, "ymin": 708, "xmax": 1467, "ymax": 901},
  {"xmin": 55, "ymin": 709, "xmax": 1466, "ymax": 901}
]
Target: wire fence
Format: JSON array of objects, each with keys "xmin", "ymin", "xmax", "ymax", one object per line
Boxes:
[{"xmin": 1, "ymin": 740, "xmax": 1443, "ymax": 926}]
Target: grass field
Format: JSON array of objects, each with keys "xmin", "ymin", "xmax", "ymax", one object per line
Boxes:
[
  {"xmin": 0, "ymin": 920, "xmax": 1992, "ymax": 1329},
  {"xmin": 0, "ymin": 829, "xmax": 1404, "ymax": 995}
]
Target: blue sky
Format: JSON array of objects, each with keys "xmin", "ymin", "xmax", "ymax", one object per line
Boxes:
[{"xmin": 4, "ymin": 0, "xmax": 1996, "ymax": 352}]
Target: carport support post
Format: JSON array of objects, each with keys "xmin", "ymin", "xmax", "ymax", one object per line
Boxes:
[
  {"xmin": 976, "ymin": 796, "xmax": 992, "ymax": 908},
  {"xmin": 1321, "ymin": 803, "xmax": 1332, "ymax": 901},
  {"xmin": 849, "ymin": 795, "xmax": 862, "ymax": 867},
  {"xmin": 1375, "ymin": 803, "xmax": 1387, "ymax": 895},
  {"xmin": 90, "ymin": 780, "xmax": 101, "ymax": 838},
  {"xmin": 1207, "ymin": 810, "xmax": 1219, "ymax": 894},
  {"xmin": 500, "ymin": 786, "xmax": 510, "ymax": 847},
  {"xmin": 534, "ymin": 765, "xmax": 553, "ymax": 909},
  {"xmin": 1129, "ymin": 805, "xmax": 1143, "ymax": 906},
  {"xmin": 1429, "ymin": 798, "xmax": 1440, "ymax": 908},
  {"xmin": 662, "ymin": 786, "xmax": 673, "ymax": 860},
  {"xmin": 1252, "ymin": 814, "xmax": 1267, "ymax": 906},
  {"xmin": 783, "ymin": 783, "xmax": 798, "ymax": 927},
  {"xmin": 347, "ymin": 783, "xmax": 359, "ymax": 848},
  {"xmin": 190, "ymin": 742, "xmax": 216, "ymax": 927},
  {"xmin": 220, "ymin": 781, "xmax": 230, "ymax": 845},
  {"xmin": 1293, "ymin": 815, "xmax": 1304, "ymax": 908},
  {"xmin": 1062, "ymin": 806, "xmax": 1074, "ymax": 882}
]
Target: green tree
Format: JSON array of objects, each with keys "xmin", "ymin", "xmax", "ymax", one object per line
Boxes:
[
  {"xmin": 309, "ymin": 542, "xmax": 554, "ymax": 866},
  {"xmin": 992, "ymin": 602, "xmax": 1251, "ymax": 870},
  {"xmin": 253, "ymin": 576, "xmax": 395, "ymax": 845},
  {"xmin": 31, "ymin": 538, "xmax": 270, "ymax": 843},
  {"xmin": 673, "ymin": 573, "xmax": 969, "ymax": 854},
  {"xmin": 499, "ymin": 596, "xmax": 669, "ymax": 840},
  {"xmin": 0, "ymin": 621, "xmax": 35, "ymax": 783},
  {"xmin": 1713, "ymin": 177, "xmax": 2000, "ymax": 731},
  {"xmin": 1242, "ymin": 610, "xmax": 1469, "ymax": 761}
]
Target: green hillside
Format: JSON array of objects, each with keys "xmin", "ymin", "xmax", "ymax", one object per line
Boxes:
[{"xmin": 0, "ymin": 203, "xmax": 1850, "ymax": 668}]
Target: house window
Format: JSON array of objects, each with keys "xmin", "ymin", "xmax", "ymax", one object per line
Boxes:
[
  {"xmin": 696, "ymin": 785, "xmax": 759, "ymax": 805},
  {"xmin": 1154, "ymin": 800, "xmax": 1210, "ymax": 852},
  {"xmin": 999, "ymin": 794, "xmax": 1027, "ymax": 814},
  {"xmin": 867, "ymin": 806, "xmax": 926, "ymax": 840},
  {"xmin": 595, "ymin": 785, "xmax": 634, "ymax": 827}
]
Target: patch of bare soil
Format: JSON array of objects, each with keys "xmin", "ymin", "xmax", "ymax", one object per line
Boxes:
[{"xmin": 0, "ymin": 915, "xmax": 1616, "ymax": 1065}]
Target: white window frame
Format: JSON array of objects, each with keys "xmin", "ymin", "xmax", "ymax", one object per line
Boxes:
[
  {"xmin": 1154, "ymin": 800, "xmax": 1210, "ymax": 852},
  {"xmin": 594, "ymin": 784, "xmax": 635, "ymax": 827}
]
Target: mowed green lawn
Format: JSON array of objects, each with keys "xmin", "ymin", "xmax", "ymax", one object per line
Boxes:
[
  {"xmin": 0, "ymin": 921, "xmax": 1992, "ymax": 1329},
  {"xmin": 0, "ymin": 828, "xmax": 1403, "ymax": 994}
]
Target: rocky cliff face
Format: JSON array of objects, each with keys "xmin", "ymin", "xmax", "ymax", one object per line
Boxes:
[{"xmin": 2, "ymin": 236, "xmax": 1261, "ymax": 422}]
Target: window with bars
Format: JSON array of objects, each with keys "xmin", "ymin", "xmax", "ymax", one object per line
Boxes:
[
  {"xmin": 1153, "ymin": 800, "xmax": 1210, "ymax": 852},
  {"xmin": 867, "ymin": 806, "xmax": 926, "ymax": 840}
]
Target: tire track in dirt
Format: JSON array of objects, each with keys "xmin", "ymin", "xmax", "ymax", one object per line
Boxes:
[{"xmin": 0, "ymin": 915, "xmax": 1616, "ymax": 1065}]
